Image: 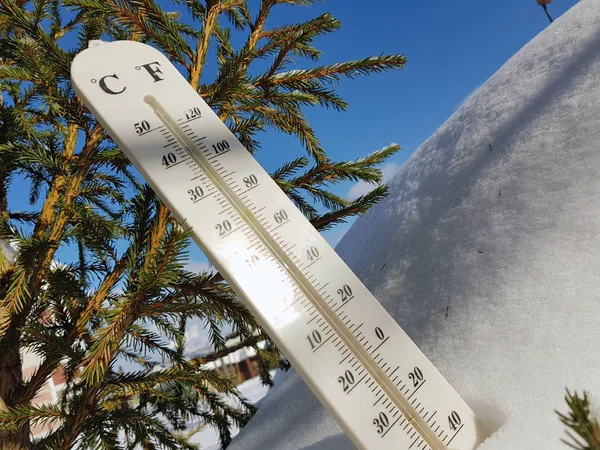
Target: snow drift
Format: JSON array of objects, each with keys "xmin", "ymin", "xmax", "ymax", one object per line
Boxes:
[{"xmin": 229, "ymin": 1, "xmax": 600, "ymax": 448}]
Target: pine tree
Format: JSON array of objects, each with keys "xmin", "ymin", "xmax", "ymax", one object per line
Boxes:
[{"xmin": 0, "ymin": 1, "xmax": 405, "ymax": 448}]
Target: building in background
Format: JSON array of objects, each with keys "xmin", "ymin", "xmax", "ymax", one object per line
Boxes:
[{"xmin": 192, "ymin": 336, "xmax": 270, "ymax": 385}]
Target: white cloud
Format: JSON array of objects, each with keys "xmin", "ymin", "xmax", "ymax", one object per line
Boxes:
[
  {"xmin": 347, "ymin": 162, "xmax": 400, "ymax": 199},
  {"xmin": 186, "ymin": 259, "xmax": 212, "ymax": 274}
]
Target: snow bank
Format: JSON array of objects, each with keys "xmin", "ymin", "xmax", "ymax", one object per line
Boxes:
[{"xmin": 229, "ymin": 1, "xmax": 600, "ymax": 449}]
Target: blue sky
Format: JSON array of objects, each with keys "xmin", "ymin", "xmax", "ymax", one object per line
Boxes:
[
  {"xmin": 7, "ymin": 0, "xmax": 580, "ymax": 275},
  {"xmin": 236, "ymin": 0, "xmax": 580, "ymax": 244},
  {"xmin": 2, "ymin": 0, "xmax": 581, "ymax": 357},
  {"xmin": 180, "ymin": 0, "xmax": 582, "ymax": 274},
  {"xmin": 228, "ymin": 0, "xmax": 580, "ymax": 247},
  {"xmin": 180, "ymin": 1, "xmax": 580, "ymax": 354}
]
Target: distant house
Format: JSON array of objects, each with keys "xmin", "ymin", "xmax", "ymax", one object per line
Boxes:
[
  {"xmin": 2, "ymin": 239, "xmax": 66, "ymax": 438},
  {"xmin": 191, "ymin": 336, "xmax": 270, "ymax": 385},
  {"xmin": 21, "ymin": 349, "xmax": 66, "ymax": 438}
]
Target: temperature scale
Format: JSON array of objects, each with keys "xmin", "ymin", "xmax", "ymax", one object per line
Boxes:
[{"xmin": 71, "ymin": 41, "xmax": 489, "ymax": 450}]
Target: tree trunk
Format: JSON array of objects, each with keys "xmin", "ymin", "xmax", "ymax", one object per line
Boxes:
[{"xmin": 0, "ymin": 324, "xmax": 29, "ymax": 450}]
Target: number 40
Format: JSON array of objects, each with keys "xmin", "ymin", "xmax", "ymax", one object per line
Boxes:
[{"xmin": 448, "ymin": 411, "xmax": 461, "ymax": 431}]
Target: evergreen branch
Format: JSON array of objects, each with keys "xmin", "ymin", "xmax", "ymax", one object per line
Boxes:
[
  {"xmin": 284, "ymin": 188, "xmax": 318, "ymax": 219},
  {"xmin": 82, "ymin": 207, "xmax": 187, "ymax": 384},
  {"xmin": 258, "ymin": 12, "xmax": 340, "ymax": 60},
  {"xmin": 0, "ymin": 404, "xmax": 63, "ymax": 431},
  {"xmin": 20, "ymin": 357, "xmax": 65, "ymax": 404},
  {"xmin": 92, "ymin": 408, "xmax": 199, "ymax": 450},
  {"xmin": 3, "ymin": 236, "xmax": 54, "ymax": 316},
  {"xmin": 271, "ymin": 156, "xmax": 309, "ymax": 180},
  {"xmin": 237, "ymin": 104, "xmax": 325, "ymax": 161},
  {"xmin": 214, "ymin": 26, "xmax": 234, "ymax": 65},
  {"xmin": 0, "ymin": 65, "xmax": 36, "ymax": 82},
  {"xmin": 0, "ymin": 2, "xmax": 405, "ymax": 447},
  {"xmin": 274, "ymin": 80, "xmax": 348, "ymax": 111},
  {"xmin": 558, "ymin": 390, "xmax": 600, "ymax": 450},
  {"xmin": 260, "ymin": 13, "xmax": 341, "ymax": 79},
  {"xmin": 267, "ymin": 54, "xmax": 407, "ymax": 87},
  {"xmin": 189, "ymin": 0, "xmax": 244, "ymax": 89},
  {"xmin": 224, "ymin": 5, "xmax": 247, "ymax": 31},
  {"xmin": 298, "ymin": 143, "xmax": 400, "ymax": 185},
  {"xmin": 74, "ymin": 253, "xmax": 127, "ymax": 334},
  {"xmin": 189, "ymin": 335, "xmax": 263, "ymax": 365},
  {"xmin": 7, "ymin": 211, "xmax": 38, "ymax": 223},
  {"xmin": 252, "ymin": 343, "xmax": 279, "ymax": 387},
  {"xmin": 52, "ymin": 9, "xmax": 85, "ymax": 40},
  {"xmin": 103, "ymin": 0, "xmax": 194, "ymax": 69},
  {"xmin": 302, "ymin": 186, "xmax": 349, "ymax": 210},
  {"xmin": 246, "ymin": 0, "xmax": 273, "ymax": 54},
  {"xmin": 122, "ymin": 324, "xmax": 182, "ymax": 365},
  {"xmin": 229, "ymin": 116, "xmax": 265, "ymax": 154},
  {"xmin": 172, "ymin": 0, "xmax": 205, "ymax": 21},
  {"xmin": 310, "ymin": 185, "xmax": 389, "ymax": 231},
  {"xmin": 103, "ymin": 367, "xmax": 237, "ymax": 394},
  {"xmin": 0, "ymin": 1, "xmax": 74, "ymax": 78}
]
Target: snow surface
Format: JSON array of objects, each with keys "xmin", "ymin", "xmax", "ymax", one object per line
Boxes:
[{"xmin": 228, "ymin": 1, "xmax": 600, "ymax": 449}]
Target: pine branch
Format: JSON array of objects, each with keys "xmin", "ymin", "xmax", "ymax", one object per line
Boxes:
[
  {"xmin": 311, "ymin": 185, "xmax": 389, "ymax": 231},
  {"xmin": 267, "ymin": 54, "xmax": 407, "ymax": 87},
  {"xmin": 74, "ymin": 254, "xmax": 127, "ymax": 334},
  {"xmin": 0, "ymin": 2, "xmax": 406, "ymax": 447},
  {"xmin": 271, "ymin": 156, "xmax": 309, "ymax": 180},
  {"xmin": 0, "ymin": 404, "xmax": 63, "ymax": 432},
  {"xmin": 274, "ymin": 144, "xmax": 400, "ymax": 217},
  {"xmin": 236, "ymin": 103, "xmax": 325, "ymax": 161},
  {"xmin": 258, "ymin": 12, "xmax": 341, "ymax": 61},
  {"xmin": 558, "ymin": 390, "xmax": 600, "ymax": 450},
  {"xmin": 122, "ymin": 324, "xmax": 183, "ymax": 366},
  {"xmin": 189, "ymin": 335, "xmax": 263, "ymax": 365},
  {"xmin": 102, "ymin": 0, "xmax": 194, "ymax": 70},
  {"xmin": 188, "ymin": 0, "xmax": 244, "ymax": 89}
]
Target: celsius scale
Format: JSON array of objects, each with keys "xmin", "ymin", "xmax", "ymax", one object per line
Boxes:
[{"xmin": 71, "ymin": 41, "xmax": 489, "ymax": 450}]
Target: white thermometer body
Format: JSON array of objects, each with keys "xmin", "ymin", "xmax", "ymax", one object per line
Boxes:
[{"xmin": 71, "ymin": 41, "xmax": 488, "ymax": 450}]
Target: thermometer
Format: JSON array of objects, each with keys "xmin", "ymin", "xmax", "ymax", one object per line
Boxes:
[{"xmin": 71, "ymin": 40, "xmax": 488, "ymax": 450}]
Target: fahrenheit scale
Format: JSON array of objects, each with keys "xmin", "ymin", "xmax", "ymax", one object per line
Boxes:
[{"xmin": 71, "ymin": 41, "xmax": 488, "ymax": 450}]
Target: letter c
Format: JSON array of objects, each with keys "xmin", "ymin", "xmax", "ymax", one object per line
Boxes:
[{"xmin": 99, "ymin": 74, "xmax": 126, "ymax": 95}]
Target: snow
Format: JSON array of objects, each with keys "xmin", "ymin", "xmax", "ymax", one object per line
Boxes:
[{"xmin": 228, "ymin": 1, "xmax": 600, "ymax": 449}]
